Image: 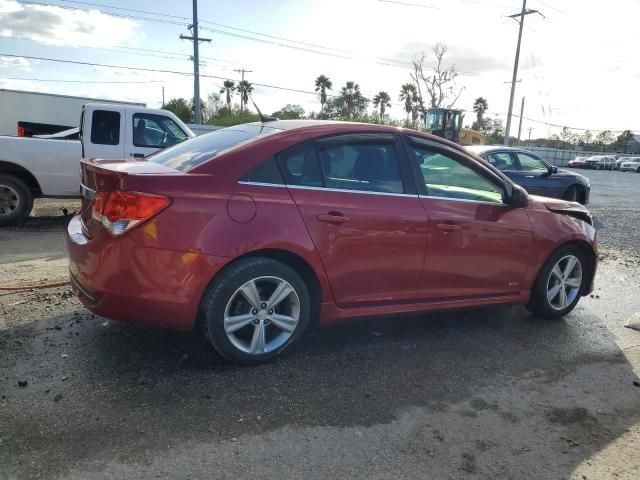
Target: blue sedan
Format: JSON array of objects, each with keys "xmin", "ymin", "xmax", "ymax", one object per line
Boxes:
[{"xmin": 466, "ymin": 146, "xmax": 590, "ymax": 204}]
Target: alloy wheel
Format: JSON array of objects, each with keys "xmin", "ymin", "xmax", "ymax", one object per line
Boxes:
[
  {"xmin": 546, "ymin": 255, "xmax": 583, "ymax": 311},
  {"xmin": 0, "ymin": 184, "xmax": 20, "ymax": 217},
  {"xmin": 223, "ymin": 276, "xmax": 301, "ymax": 355}
]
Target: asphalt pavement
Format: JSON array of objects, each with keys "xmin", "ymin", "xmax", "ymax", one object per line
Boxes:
[{"xmin": 1, "ymin": 169, "xmax": 639, "ymax": 480}]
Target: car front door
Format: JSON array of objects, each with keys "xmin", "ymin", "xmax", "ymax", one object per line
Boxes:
[
  {"xmin": 279, "ymin": 134, "xmax": 428, "ymax": 307},
  {"xmin": 407, "ymin": 137, "xmax": 533, "ymax": 301},
  {"xmin": 512, "ymin": 151, "xmax": 563, "ymax": 198}
]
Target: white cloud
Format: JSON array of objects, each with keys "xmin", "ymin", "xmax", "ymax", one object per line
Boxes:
[
  {"xmin": 0, "ymin": 55, "xmax": 36, "ymax": 70},
  {"xmin": 0, "ymin": 0, "xmax": 137, "ymax": 47}
]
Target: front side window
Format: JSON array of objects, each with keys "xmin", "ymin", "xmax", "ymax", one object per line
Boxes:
[
  {"xmin": 317, "ymin": 142, "xmax": 403, "ymax": 194},
  {"xmin": 411, "ymin": 145, "xmax": 504, "ymax": 204},
  {"xmin": 91, "ymin": 110, "xmax": 120, "ymax": 146},
  {"xmin": 133, "ymin": 113, "xmax": 189, "ymax": 148},
  {"xmin": 485, "ymin": 152, "xmax": 515, "ymax": 171},
  {"xmin": 517, "ymin": 152, "xmax": 548, "ymax": 172}
]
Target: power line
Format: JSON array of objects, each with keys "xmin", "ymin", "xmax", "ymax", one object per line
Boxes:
[
  {"xmin": 0, "ymin": 75, "xmax": 163, "ymax": 84},
  {"xmin": 377, "ymin": 1, "xmax": 438, "ymax": 9},
  {"xmin": 4, "ymin": 34, "xmax": 241, "ymax": 67},
  {"xmin": 0, "ymin": 52, "xmax": 340, "ymax": 99},
  {"xmin": 18, "ymin": 0, "xmax": 478, "ymax": 76}
]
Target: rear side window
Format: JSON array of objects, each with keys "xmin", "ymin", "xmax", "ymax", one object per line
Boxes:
[
  {"xmin": 240, "ymin": 157, "xmax": 284, "ymax": 184},
  {"xmin": 277, "ymin": 143, "xmax": 322, "ymax": 187},
  {"xmin": 91, "ymin": 110, "xmax": 120, "ymax": 146},
  {"xmin": 317, "ymin": 143, "xmax": 403, "ymax": 194},
  {"xmin": 149, "ymin": 124, "xmax": 280, "ymax": 172}
]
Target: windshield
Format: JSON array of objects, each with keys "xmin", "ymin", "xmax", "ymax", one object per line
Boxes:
[{"xmin": 149, "ymin": 124, "xmax": 281, "ymax": 172}]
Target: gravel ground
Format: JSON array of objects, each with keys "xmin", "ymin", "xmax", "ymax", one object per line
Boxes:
[{"xmin": 0, "ymin": 170, "xmax": 639, "ymax": 480}]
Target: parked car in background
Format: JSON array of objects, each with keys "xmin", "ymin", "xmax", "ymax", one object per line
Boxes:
[
  {"xmin": 620, "ymin": 158, "xmax": 640, "ymax": 172},
  {"xmin": 568, "ymin": 157, "xmax": 587, "ymax": 168},
  {"xmin": 67, "ymin": 121, "xmax": 597, "ymax": 364},
  {"xmin": 616, "ymin": 157, "xmax": 638, "ymax": 170},
  {"xmin": 584, "ymin": 155, "xmax": 616, "ymax": 170},
  {"xmin": 466, "ymin": 146, "xmax": 590, "ymax": 204}
]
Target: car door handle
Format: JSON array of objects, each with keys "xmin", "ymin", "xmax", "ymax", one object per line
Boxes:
[
  {"xmin": 131, "ymin": 153, "xmax": 145, "ymax": 158},
  {"xmin": 524, "ymin": 175, "xmax": 534, "ymax": 178},
  {"xmin": 317, "ymin": 213, "xmax": 350, "ymax": 223},
  {"xmin": 435, "ymin": 223, "xmax": 462, "ymax": 232}
]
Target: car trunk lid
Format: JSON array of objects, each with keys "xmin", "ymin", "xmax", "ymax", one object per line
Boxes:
[{"xmin": 80, "ymin": 159, "xmax": 181, "ymax": 237}]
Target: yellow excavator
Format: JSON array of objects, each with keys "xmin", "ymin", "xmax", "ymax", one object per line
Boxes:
[{"xmin": 425, "ymin": 108, "xmax": 485, "ymax": 146}]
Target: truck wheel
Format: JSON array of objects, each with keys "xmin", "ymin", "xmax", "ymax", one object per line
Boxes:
[{"xmin": 0, "ymin": 174, "xmax": 33, "ymax": 226}]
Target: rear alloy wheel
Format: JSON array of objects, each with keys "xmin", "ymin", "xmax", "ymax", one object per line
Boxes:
[
  {"xmin": 0, "ymin": 174, "xmax": 33, "ymax": 227},
  {"xmin": 526, "ymin": 246, "xmax": 587, "ymax": 318},
  {"xmin": 202, "ymin": 257, "xmax": 311, "ymax": 364}
]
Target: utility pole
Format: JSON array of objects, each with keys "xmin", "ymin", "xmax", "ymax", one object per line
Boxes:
[
  {"xmin": 527, "ymin": 127, "xmax": 532, "ymax": 146},
  {"xmin": 517, "ymin": 96, "xmax": 525, "ymax": 145},
  {"xmin": 234, "ymin": 68, "xmax": 253, "ymax": 111},
  {"xmin": 161, "ymin": 85, "xmax": 165, "ymax": 108},
  {"xmin": 504, "ymin": 0, "xmax": 542, "ymax": 145},
  {"xmin": 180, "ymin": 0, "xmax": 211, "ymax": 125}
]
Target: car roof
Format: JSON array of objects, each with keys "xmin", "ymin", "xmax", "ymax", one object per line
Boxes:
[
  {"xmin": 464, "ymin": 145, "xmax": 534, "ymax": 155},
  {"xmin": 237, "ymin": 119, "xmax": 468, "ymax": 152}
]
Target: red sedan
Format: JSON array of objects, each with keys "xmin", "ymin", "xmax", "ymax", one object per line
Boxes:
[{"xmin": 67, "ymin": 121, "xmax": 597, "ymax": 364}]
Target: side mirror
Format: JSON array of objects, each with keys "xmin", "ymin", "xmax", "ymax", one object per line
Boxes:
[
  {"xmin": 551, "ymin": 166, "xmax": 558, "ymax": 174},
  {"xmin": 507, "ymin": 185, "xmax": 528, "ymax": 208}
]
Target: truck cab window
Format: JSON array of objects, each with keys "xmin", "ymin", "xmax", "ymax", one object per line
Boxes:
[
  {"xmin": 91, "ymin": 110, "xmax": 120, "ymax": 146},
  {"xmin": 133, "ymin": 113, "xmax": 189, "ymax": 149}
]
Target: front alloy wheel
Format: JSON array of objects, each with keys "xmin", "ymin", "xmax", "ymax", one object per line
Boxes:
[
  {"xmin": 546, "ymin": 255, "xmax": 582, "ymax": 311},
  {"xmin": 526, "ymin": 245, "xmax": 588, "ymax": 318}
]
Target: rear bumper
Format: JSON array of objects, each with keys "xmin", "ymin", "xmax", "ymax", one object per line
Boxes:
[{"xmin": 66, "ymin": 215, "xmax": 228, "ymax": 330}]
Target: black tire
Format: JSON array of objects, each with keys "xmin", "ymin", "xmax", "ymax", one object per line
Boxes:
[
  {"xmin": 201, "ymin": 257, "xmax": 311, "ymax": 365},
  {"xmin": 562, "ymin": 185, "xmax": 578, "ymax": 202},
  {"xmin": 0, "ymin": 174, "xmax": 33, "ymax": 227},
  {"xmin": 526, "ymin": 245, "xmax": 589, "ymax": 319}
]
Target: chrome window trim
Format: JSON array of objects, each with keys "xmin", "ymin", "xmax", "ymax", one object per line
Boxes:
[
  {"xmin": 237, "ymin": 181, "xmax": 418, "ymax": 198},
  {"xmin": 237, "ymin": 181, "xmax": 288, "ymax": 189},
  {"xmin": 419, "ymin": 194, "xmax": 507, "ymax": 207}
]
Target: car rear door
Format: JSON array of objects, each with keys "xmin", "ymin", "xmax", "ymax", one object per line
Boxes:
[
  {"xmin": 279, "ymin": 134, "xmax": 428, "ymax": 308},
  {"xmin": 407, "ymin": 137, "xmax": 533, "ymax": 301}
]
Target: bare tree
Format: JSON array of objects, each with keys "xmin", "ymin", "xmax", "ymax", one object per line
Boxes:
[{"xmin": 411, "ymin": 44, "xmax": 465, "ymax": 110}]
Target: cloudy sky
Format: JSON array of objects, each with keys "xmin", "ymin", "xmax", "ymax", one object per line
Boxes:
[{"xmin": 1, "ymin": 0, "xmax": 639, "ymax": 138}]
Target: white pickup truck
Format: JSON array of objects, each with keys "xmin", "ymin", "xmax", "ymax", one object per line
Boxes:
[{"xmin": 0, "ymin": 103, "xmax": 194, "ymax": 225}]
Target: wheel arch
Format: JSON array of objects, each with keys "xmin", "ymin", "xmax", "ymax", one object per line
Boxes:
[
  {"xmin": 0, "ymin": 161, "xmax": 43, "ymax": 196},
  {"xmin": 196, "ymin": 247, "xmax": 325, "ymax": 332},
  {"xmin": 529, "ymin": 239, "xmax": 597, "ymax": 303}
]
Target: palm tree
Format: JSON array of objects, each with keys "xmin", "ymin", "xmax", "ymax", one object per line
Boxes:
[
  {"xmin": 372, "ymin": 91, "xmax": 391, "ymax": 119},
  {"xmin": 473, "ymin": 97, "xmax": 488, "ymax": 128},
  {"xmin": 341, "ymin": 81, "xmax": 361, "ymax": 118},
  {"xmin": 219, "ymin": 80, "xmax": 235, "ymax": 115},
  {"xmin": 314, "ymin": 75, "xmax": 333, "ymax": 113},
  {"xmin": 399, "ymin": 84, "xmax": 416, "ymax": 122},
  {"xmin": 236, "ymin": 80, "xmax": 254, "ymax": 112}
]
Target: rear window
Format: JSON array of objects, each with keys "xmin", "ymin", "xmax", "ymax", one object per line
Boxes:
[{"xmin": 149, "ymin": 124, "xmax": 281, "ymax": 172}]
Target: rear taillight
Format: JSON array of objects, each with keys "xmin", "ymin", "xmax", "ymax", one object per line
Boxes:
[
  {"xmin": 17, "ymin": 125, "xmax": 25, "ymax": 137},
  {"xmin": 91, "ymin": 191, "xmax": 170, "ymax": 235}
]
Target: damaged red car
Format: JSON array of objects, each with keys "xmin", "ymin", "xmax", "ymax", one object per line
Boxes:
[{"xmin": 67, "ymin": 120, "xmax": 597, "ymax": 364}]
